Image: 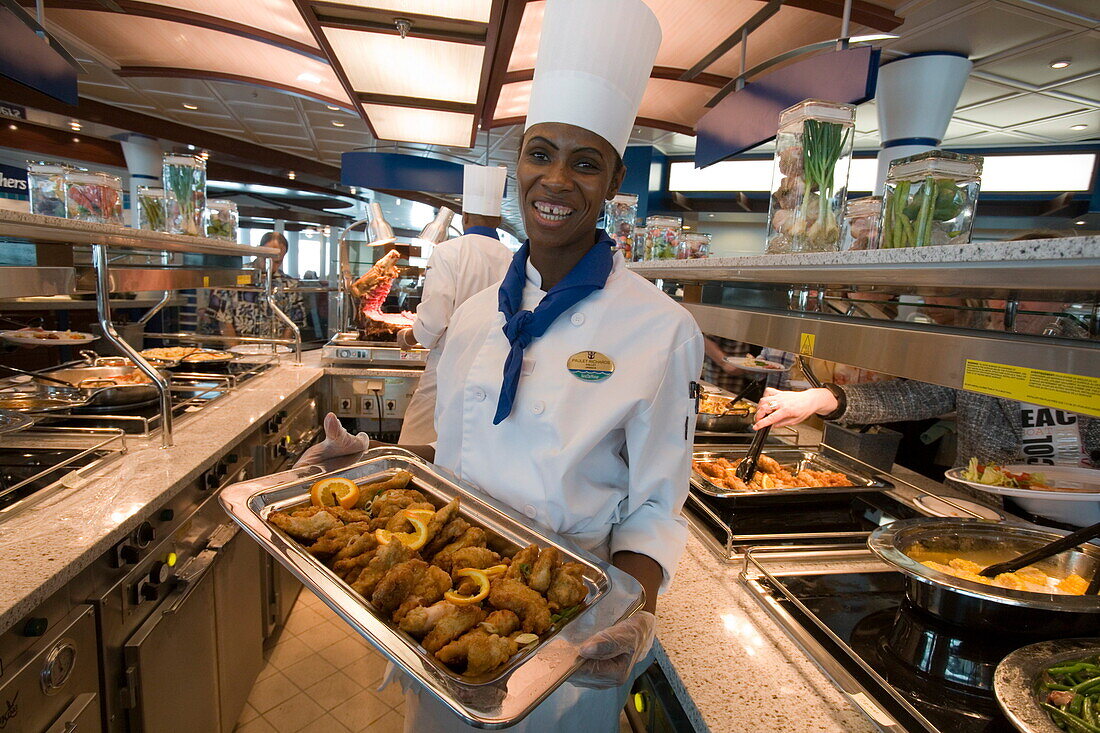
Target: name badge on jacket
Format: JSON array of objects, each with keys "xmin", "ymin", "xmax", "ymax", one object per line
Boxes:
[{"xmin": 567, "ymin": 351, "xmax": 614, "ymax": 382}]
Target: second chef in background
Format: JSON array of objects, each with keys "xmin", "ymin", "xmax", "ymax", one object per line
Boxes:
[{"xmin": 397, "ymin": 164, "xmax": 513, "ymax": 444}]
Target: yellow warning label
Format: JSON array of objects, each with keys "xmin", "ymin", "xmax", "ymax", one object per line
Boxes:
[
  {"xmin": 962, "ymin": 360, "xmax": 1100, "ymax": 417},
  {"xmin": 798, "ymin": 332, "xmax": 816, "ymax": 356},
  {"xmin": 237, "ymin": 274, "xmax": 252, "ymax": 285},
  {"xmin": 202, "ymin": 275, "xmax": 210, "ymax": 287}
]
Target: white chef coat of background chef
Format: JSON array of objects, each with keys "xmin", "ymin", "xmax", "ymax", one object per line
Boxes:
[{"xmin": 398, "ymin": 165, "xmax": 512, "ymax": 445}]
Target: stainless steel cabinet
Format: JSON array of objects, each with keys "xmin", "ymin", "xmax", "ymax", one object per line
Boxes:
[{"xmin": 212, "ymin": 527, "xmax": 265, "ymax": 733}]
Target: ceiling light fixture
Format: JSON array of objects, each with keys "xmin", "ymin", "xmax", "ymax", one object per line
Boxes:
[
  {"xmin": 183, "ymin": 103, "xmax": 198, "ymax": 110},
  {"xmin": 1076, "ymin": 220, "xmax": 1087, "ymax": 225},
  {"xmin": 69, "ymin": 120, "xmax": 81, "ymax": 131},
  {"xmin": 1049, "ymin": 59, "xmax": 1071, "ymax": 69},
  {"xmin": 72, "ymin": 137, "xmax": 80, "ymax": 143},
  {"xmin": 187, "ymin": 144, "xmax": 195, "ymax": 150},
  {"xmin": 395, "ymin": 18, "xmax": 412, "ymax": 39},
  {"xmin": 297, "ymin": 72, "xmax": 322, "ymax": 84},
  {"xmin": 199, "ymin": 150, "xmax": 209, "ymax": 160},
  {"xmin": 288, "ymin": 171, "xmax": 296, "ymax": 180},
  {"xmin": 7, "ymin": 124, "xmax": 16, "ymax": 131},
  {"xmin": 327, "ymin": 105, "xmax": 340, "ymax": 111},
  {"xmin": 332, "ymin": 121, "xmax": 345, "ymax": 127},
  {"xmin": 1070, "ymin": 124, "xmax": 1088, "ymax": 130}
]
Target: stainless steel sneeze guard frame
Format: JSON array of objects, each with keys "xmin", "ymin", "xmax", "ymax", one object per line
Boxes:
[{"xmin": 219, "ymin": 447, "xmax": 645, "ymax": 729}]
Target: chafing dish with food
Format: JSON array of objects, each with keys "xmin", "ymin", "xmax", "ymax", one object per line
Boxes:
[
  {"xmin": 691, "ymin": 446, "xmax": 891, "ymax": 500},
  {"xmin": 869, "ymin": 518, "xmax": 1100, "ymax": 635},
  {"xmin": 219, "ymin": 448, "xmax": 644, "ymax": 729},
  {"xmin": 696, "ymin": 392, "xmax": 755, "ymax": 432},
  {"xmin": 139, "ymin": 346, "xmax": 237, "ymax": 367},
  {"xmin": 33, "ymin": 364, "xmax": 167, "ymax": 407}
]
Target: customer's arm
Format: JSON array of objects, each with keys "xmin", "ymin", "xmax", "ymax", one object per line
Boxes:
[{"xmin": 754, "ymin": 379, "xmax": 958, "ymax": 430}]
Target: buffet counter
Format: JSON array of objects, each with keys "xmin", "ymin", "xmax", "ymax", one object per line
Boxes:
[{"xmin": 0, "ymin": 353, "xmax": 972, "ymax": 732}]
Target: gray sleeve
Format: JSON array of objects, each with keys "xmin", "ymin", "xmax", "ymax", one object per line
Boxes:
[{"xmin": 838, "ymin": 380, "xmax": 958, "ymax": 425}]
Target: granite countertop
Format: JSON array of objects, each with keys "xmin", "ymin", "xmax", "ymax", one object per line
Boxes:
[
  {"xmin": 0, "ymin": 356, "xmax": 325, "ymax": 635},
  {"xmin": 628, "ymin": 235, "xmax": 1099, "ymax": 271}
]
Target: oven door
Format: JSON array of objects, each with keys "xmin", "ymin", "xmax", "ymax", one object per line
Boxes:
[
  {"xmin": 0, "ymin": 605, "xmax": 101, "ymax": 733},
  {"xmin": 123, "ymin": 550, "xmax": 221, "ymax": 733}
]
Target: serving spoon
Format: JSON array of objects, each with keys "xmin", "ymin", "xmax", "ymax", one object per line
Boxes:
[{"xmin": 978, "ymin": 519, "xmax": 1100, "ymax": 591}]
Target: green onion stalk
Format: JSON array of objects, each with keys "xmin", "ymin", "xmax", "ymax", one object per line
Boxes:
[{"xmin": 799, "ymin": 119, "xmax": 851, "ymax": 250}]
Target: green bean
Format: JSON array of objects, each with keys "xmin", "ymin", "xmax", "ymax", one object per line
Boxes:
[
  {"xmin": 1083, "ymin": 698, "xmax": 1097, "ymax": 726},
  {"xmin": 1044, "ymin": 704, "xmax": 1100, "ymax": 733},
  {"xmin": 1074, "ymin": 679, "xmax": 1100, "ymax": 693},
  {"xmin": 1047, "ymin": 683, "xmax": 1077, "ymax": 691},
  {"xmin": 1073, "ymin": 695, "xmax": 1087, "ymax": 716}
]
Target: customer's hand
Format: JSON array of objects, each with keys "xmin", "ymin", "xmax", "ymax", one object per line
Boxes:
[
  {"xmin": 295, "ymin": 412, "xmax": 370, "ymax": 467},
  {"xmin": 753, "ymin": 387, "xmax": 838, "ymax": 430},
  {"xmin": 572, "ymin": 611, "xmax": 656, "ymax": 689}
]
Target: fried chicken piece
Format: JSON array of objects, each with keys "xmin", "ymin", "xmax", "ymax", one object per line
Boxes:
[
  {"xmin": 425, "ymin": 497, "xmax": 460, "ymax": 543},
  {"xmin": 393, "ymin": 565, "xmax": 453, "ymax": 622},
  {"xmin": 325, "ymin": 506, "xmax": 374, "ymax": 524},
  {"xmin": 371, "ymin": 489, "xmax": 429, "ymax": 520},
  {"xmin": 308, "ymin": 522, "xmax": 373, "ymax": 559},
  {"xmin": 431, "ymin": 527, "xmax": 488, "ymax": 572},
  {"xmin": 371, "ymin": 559, "xmax": 431, "ymax": 616},
  {"xmin": 489, "ymin": 579, "xmax": 552, "ymax": 634},
  {"xmin": 354, "ymin": 470, "xmax": 413, "ymax": 508},
  {"xmin": 505, "ymin": 544, "xmax": 540, "ymax": 583},
  {"xmin": 436, "ymin": 629, "xmax": 518, "ymax": 676},
  {"xmin": 755, "ymin": 455, "xmax": 783, "ymax": 474},
  {"xmin": 528, "ymin": 547, "xmax": 560, "ymax": 593},
  {"xmin": 423, "ymin": 517, "xmax": 470, "ymax": 557},
  {"xmin": 449, "ymin": 547, "xmax": 501, "ymax": 573},
  {"xmin": 351, "ymin": 540, "xmax": 414, "ymax": 597},
  {"xmin": 399, "ymin": 601, "xmax": 485, "ymax": 653},
  {"xmin": 332, "ymin": 545, "xmax": 379, "ymax": 581},
  {"xmin": 269, "ymin": 507, "xmax": 340, "ymax": 541},
  {"xmin": 478, "ymin": 609, "xmax": 520, "ymax": 637},
  {"xmin": 547, "ymin": 562, "xmax": 587, "ymax": 611},
  {"xmin": 383, "ymin": 502, "xmax": 436, "ymax": 532},
  {"xmin": 332, "ymin": 531, "xmax": 378, "ymax": 563}
]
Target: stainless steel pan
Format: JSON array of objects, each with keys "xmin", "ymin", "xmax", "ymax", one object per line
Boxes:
[
  {"xmin": 219, "ymin": 447, "xmax": 644, "ymax": 729},
  {"xmin": 34, "ymin": 365, "xmax": 166, "ymax": 407},
  {"xmin": 691, "ymin": 446, "xmax": 892, "ymax": 499},
  {"xmin": 868, "ymin": 518, "xmax": 1100, "ymax": 635}
]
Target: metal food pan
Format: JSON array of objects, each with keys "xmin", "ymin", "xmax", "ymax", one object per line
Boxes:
[
  {"xmin": 690, "ymin": 446, "xmax": 892, "ymax": 499},
  {"xmin": 219, "ymin": 447, "xmax": 644, "ymax": 729}
]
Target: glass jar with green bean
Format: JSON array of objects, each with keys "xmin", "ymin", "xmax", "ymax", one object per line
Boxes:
[{"xmin": 880, "ymin": 151, "xmax": 982, "ymax": 249}]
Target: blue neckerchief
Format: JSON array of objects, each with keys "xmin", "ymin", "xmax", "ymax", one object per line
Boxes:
[
  {"xmin": 493, "ymin": 230, "xmax": 615, "ymax": 424},
  {"xmin": 464, "ymin": 225, "xmax": 500, "ymax": 240}
]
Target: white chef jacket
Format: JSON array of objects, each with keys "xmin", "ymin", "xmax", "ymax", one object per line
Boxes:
[
  {"xmin": 433, "ymin": 249, "xmax": 703, "ymax": 589},
  {"xmin": 398, "ymin": 232, "xmax": 513, "ymax": 445}
]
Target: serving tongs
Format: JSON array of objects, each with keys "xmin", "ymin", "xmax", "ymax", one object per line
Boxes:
[
  {"xmin": 979, "ymin": 518, "xmax": 1100, "ymax": 594},
  {"xmin": 735, "ymin": 423, "xmax": 771, "ymax": 482},
  {"xmin": 0, "ymin": 364, "xmax": 83, "ymax": 390}
]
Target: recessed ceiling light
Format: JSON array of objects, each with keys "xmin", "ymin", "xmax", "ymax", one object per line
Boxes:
[
  {"xmin": 69, "ymin": 120, "xmax": 81, "ymax": 131},
  {"xmin": 187, "ymin": 144, "xmax": 195, "ymax": 150},
  {"xmin": 332, "ymin": 121, "xmax": 345, "ymax": 127},
  {"xmin": 297, "ymin": 72, "xmax": 322, "ymax": 84},
  {"xmin": 183, "ymin": 103, "xmax": 198, "ymax": 110},
  {"xmin": 72, "ymin": 137, "xmax": 80, "ymax": 143},
  {"xmin": 708, "ymin": 213, "xmax": 715, "ymax": 218},
  {"xmin": 327, "ymin": 105, "xmax": 340, "ymax": 111},
  {"xmin": 288, "ymin": 171, "xmax": 296, "ymax": 180},
  {"xmin": 1076, "ymin": 220, "xmax": 1087, "ymax": 225},
  {"xmin": 7, "ymin": 124, "xmax": 16, "ymax": 131},
  {"xmin": 1070, "ymin": 124, "xmax": 1088, "ymax": 130},
  {"xmin": 1049, "ymin": 59, "xmax": 1071, "ymax": 69}
]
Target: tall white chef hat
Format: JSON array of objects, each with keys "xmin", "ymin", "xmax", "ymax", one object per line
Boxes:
[
  {"xmin": 525, "ymin": 0, "xmax": 662, "ymax": 156},
  {"xmin": 462, "ymin": 164, "xmax": 507, "ymax": 217}
]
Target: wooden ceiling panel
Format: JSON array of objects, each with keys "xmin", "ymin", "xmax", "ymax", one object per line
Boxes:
[
  {"xmin": 360, "ymin": 103, "xmax": 475, "ymax": 146},
  {"xmin": 139, "ymin": 0, "xmax": 320, "ymax": 48},
  {"xmin": 322, "ymin": 0, "xmax": 492, "ymax": 23}
]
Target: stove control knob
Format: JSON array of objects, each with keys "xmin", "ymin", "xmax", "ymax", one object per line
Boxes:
[
  {"xmin": 133, "ymin": 521, "xmax": 156, "ymax": 548},
  {"xmin": 135, "ymin": 580, "xmax": 159, "ymax": 603},
  {"xmin": 119, "ymin": 544, "xmax": 141, "ymax": 565},
  {"xmin": 226, "ymin": 453, "xmax": 239, "ymax": 463},
  {"xmin": 21, "ymin": 617, "xmax": 48, "ymax": 637},
  {"xmin": 158, "ymin": 508, "xmax": 175, "ymax": 522},
  {"xmin": 148, "ymin": 560, "xmax": 170, "ymax": 586}
]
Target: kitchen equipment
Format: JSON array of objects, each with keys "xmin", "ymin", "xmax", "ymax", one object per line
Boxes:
[
  {"xmin": 33, "ymin": 364, "xmax": 167, "ymax": 407},
  {"xmin": 946, "ymin": 464, "xmax": 1100, "ymax": 527},
  {"xmin": 978, "ymin": 519, "xmax": 1100, "ymax": 579},
  {"xmin": 735, "ymin": 423, "xmax": 771, "ymax": 482},
  {"xmin": 219, "ymin": 448, "xmax": 645, "ymax": 728},
  {"xmin": 0, "ymin": 408, "xmax": 34, "ymax": 435},
  {"xmin": 604, "ymin": 193, "xmax": 638, "ymax": 260},
  {"xmin": 692, "ymin": 446, "xmax": 891, "ymax": 499},
  {"xmin": 322, "ymin": 331, "xmax": 429, "ymax": 367},
  {"xmin": 695, "ymin": 392, "xmax": 754, "ymax": 432},
  {"xmin": 822, "ymin": 422, "xmax": 903, "ymax": 473},
  {"xmin": 0, "ymin": 362, "xmax": 82, "ymax": 388},
  {"xmin": 0, "ymin": 393, "xmax": 78, "ymax": 413},
  {"xmin": 765, "ymin": 99, "xmax": 856, "ymax": 254},
  {"xmin": 880, "ymin": 151, "xmax": 983, "ymax": 249},
  {"xmin": 868, "ymin": 518, "xmax": 1100, "ymax": 635},
  {"xmin": 139, "ymin": 347, "xmax": 238, "ymax": 368},
  {"xmin": 993, "ymin": 638, "xmax": 1099, "ymax": 733}
]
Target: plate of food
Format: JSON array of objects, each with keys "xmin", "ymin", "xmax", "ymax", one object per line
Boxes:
[
  {"xmin": 723, "ymin": 354, "xmax": 791, "ymax": 374},
  {"xmin": 946, "ymin": 459, "xmax": 1100, "ymax": 527},
  {"xmin": 994, "ymin": 638, "xmax": 1100, "ymax": 733},
  {"xmin": 1, "ymin": 329, "xmax": 98, "ymax": 346},
  {"xmin": 219, "ymin": 449, "xmax": 643, "ymax": 728}
]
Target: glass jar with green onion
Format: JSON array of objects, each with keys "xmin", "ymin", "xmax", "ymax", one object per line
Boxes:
[
  {"xmin": 766, "ymin": 100, "xmax": 856, "ymax": 254},
  {"xmin": 880, "ymin": 151, "xmax": 983, "ymax": 249},
  {"xmin": 162, "ymin": 153, "xmax": 206, "ymax": 236}
]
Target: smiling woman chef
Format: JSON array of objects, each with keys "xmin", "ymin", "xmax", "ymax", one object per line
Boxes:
[{"xmin": 298, "ymin": 0, "xmax": 703, "ymax": 729}]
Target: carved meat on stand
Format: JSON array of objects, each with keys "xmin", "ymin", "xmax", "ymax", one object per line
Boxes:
[{"xmin": 350, "ymin": 249, "xmax": 415, "ymax": 339}]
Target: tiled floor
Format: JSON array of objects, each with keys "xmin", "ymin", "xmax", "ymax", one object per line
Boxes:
[{"xmin": 235, "ymin": 590, "xmax": 405, "ymax": 733}]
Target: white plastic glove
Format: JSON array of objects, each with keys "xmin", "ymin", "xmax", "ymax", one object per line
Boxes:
[
  {"xmin": 396, "ymin": 328, "xmax": 419, "ymax": 350},
  {"xmin": 752, "ymin": 386, "xmax": 839, "ymax": 431},
  {"xmin": 572, "ymin": 611, "xmax": 656, "ymax": 690},
  {"xmin": 295, "ymin": 412, "xmax": 370, "ymax": 467}
]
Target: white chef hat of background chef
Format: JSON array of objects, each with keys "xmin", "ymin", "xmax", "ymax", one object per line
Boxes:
[
  {"xmin": 462, "ymin": 164, "xmax": 507, "ymax": 217},
  {"xmin": 524, "ymin": 0, "xmax": 662, "ymax": 156}
]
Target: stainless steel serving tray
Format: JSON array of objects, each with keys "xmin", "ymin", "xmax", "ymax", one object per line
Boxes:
[
  {"xmin": 690, "ymin": 446, "xmax": 892, "ymax": 499},
  {"xmin": 219, "ymin": 447, "xmax": 644, "ymax": 729}
]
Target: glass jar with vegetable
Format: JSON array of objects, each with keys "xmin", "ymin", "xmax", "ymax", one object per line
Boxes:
[
  {"xmin": 644, "ymin": 215, "xmax": 681, "ymax": 260},
  {"xmin": 95, "ymin": 172, "xmax": 124, "ymax": 225},
  {"xmin": 162, "ymin": 154, "xmax": 207, "ymax": 236},
  {"xmin": 65, "ymin": 171, "xmax": 122, "ymax": 224},
  {"xmin": 765, "ymin": 100, "xmax": 855, "ymax": 254},
  {"xmin": 678, "ymin": 232, "xmax": 711, "ymax": 259},
  {"xmin": 841, "ymin": 196, "xmax": 883, "ymax": 251},
  {"xmin": 28, "ymin": 162, "xmax": 72, "ymax": 219},
  {"xmin": 880, "ymin": 151, "xmax": 982, "ymax": 248},
  {"xmin": 137, "ymin": 187, "xmax": 168, "ymax": 232},
  {"xmin": 206, "ymin": 199, "xmax": 238, "ymax": 241},
  {"xmin": 604, "ymin": 193, "xmax": 638, "ymax": 260}
]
